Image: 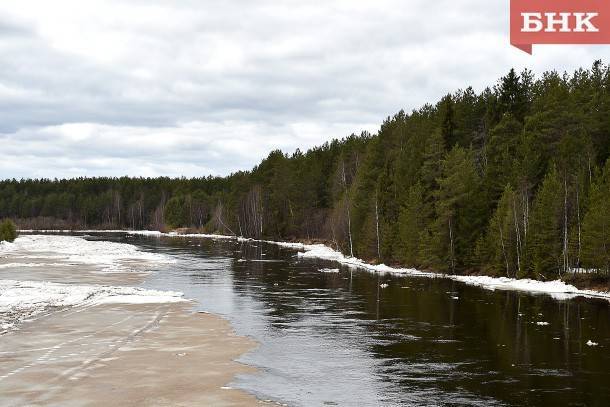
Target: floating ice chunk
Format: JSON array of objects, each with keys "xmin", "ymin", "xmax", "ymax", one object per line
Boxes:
[
  {"xmin": 319, "ymin": 268, "xmax": 340, "ymax": 273},
  {"xmin": 536, "ymin": 322, "xmax": 549, "ymax": 326},
  {"xmin": 380, "ymin": 283, "xmax": 389, "ymax": 288},
  {"xmin": 586, "ymin": 340, "xmax": 598, "ymax": 347}
]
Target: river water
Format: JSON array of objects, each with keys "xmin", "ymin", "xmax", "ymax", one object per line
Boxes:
[{"xmin": 113, "ymin": 233, "xmax": 608, "ymax": 406}]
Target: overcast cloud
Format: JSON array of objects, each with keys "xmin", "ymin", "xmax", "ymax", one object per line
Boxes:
[{"xmin": 0, "ymin": 0, "xmax": 608, "ymax": 179}]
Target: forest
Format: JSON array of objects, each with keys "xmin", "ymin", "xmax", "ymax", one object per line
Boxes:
[{"xmin": 2, "ymin": 61, "xmax": 610, "ymax": 282}]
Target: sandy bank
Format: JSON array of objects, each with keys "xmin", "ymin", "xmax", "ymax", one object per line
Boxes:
[
  {"xmin": 0, "ymin": 302, "xmax": 263, "ymax": 406},
  {"xmin": 1, "ymin": 234, "xmax": 265, "ymax": 406}
]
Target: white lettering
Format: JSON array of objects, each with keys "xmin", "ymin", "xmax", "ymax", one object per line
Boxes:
[
  {"xmin": 544, "ymin": 12, "xmax": 572, "ymax": 32},
  {"xmin": 573, "ymin": 12, "xmax": 599, "ymax": 32},
  {"xmin": 522, "ymin": 12, "xmax": 543, "ymax": 32}
]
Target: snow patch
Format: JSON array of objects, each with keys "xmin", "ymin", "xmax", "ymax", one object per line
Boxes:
[
  {"xmin": 450, "ymin": 276, "xmax": 582, "ymax": 300},
  {"xmin": 0, "ymin": 263, "xmax": 67, "ymax": 269},
  {"xmin": 1, "ymin": 235, "xmax": 174, "ymax": 272},
  {"xmin": 18, "ymin": 229, "xmax": 126, "ymax": 233},
  {"xmin": 0, "ymin": 279, "xmax": 185, "ymax": 332},
  {"xmin": 83, "ymin": 230, "xmax": 610, "ymax": 302},
  {"xmin": 286, "ymin": 243, "xmax": 610, "ymax": 301},
  {"xmin": 128, "ymin": 230, "xmax": 235, "ymax": 240}
]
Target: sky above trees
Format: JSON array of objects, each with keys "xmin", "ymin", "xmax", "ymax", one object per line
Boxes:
[{"xmin": 0, "ymin": 0, "xmax": 608, "ymax": 179}]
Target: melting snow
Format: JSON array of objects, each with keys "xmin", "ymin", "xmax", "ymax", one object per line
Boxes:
[
  {"xmin": 1, "ymin": 235, "xmax": 174, "ymax": 272},
  {"xmin": 0, "ymin": 279, "xmax": 185, "ymax": 331},
  {"xmin": 45, "ymin": 231, "xmax": 610, "ymax": 302},
  {"xmin": 0, "ymin": 234, "xmax": 184, "ymax": 333}
]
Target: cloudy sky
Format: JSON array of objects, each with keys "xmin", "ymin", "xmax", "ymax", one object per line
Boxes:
[{"xmin": 1, "ymin": 0, "xmax": 608, "ymax": 179}]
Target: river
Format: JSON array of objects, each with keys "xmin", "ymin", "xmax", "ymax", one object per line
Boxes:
[{"xmin": 94, "ymin": 233, "xmax": 610, "ymax": 406}]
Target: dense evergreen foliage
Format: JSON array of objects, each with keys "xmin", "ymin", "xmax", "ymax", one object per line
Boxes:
[
  {"xmin": 0, "ymin": 219, "xmax": 18, "ymax": 242},
  {"xmin": 2, "ymin": 62, "xmax": 610, "ymax": 279}
]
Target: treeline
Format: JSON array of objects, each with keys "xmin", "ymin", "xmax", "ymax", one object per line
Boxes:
[{"xmin": 2, "ymin": 62, "xmax": 610, "ymax": 280}]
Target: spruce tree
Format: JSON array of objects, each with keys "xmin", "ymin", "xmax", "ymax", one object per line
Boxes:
[
  {"xmin": 397, "ymin": 184, "xmax": 425, "ymax": 266},
  {"xmin": 528, "ymin": 167, "xmax": 563, "ymax": 279},
  {"xmin": 582, "ymin": 160, "xmax": 610, "ymax": 274}
]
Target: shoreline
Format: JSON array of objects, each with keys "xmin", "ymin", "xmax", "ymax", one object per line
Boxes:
[
  {"xmin": 0, "ymin": 235, "xmax": 268, "ymax": 406},
  {"xmin": 22, "ymin": 229, "xmax": 608, "ymax": 302},
  {"xmin": 0, "ymin": 302, "xmax": 264, "ymax": 406}
]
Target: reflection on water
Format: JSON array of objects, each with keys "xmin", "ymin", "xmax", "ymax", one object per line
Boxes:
[{"xmin": 122, "ymin": 234, "xmax": 609, "ymax": 406}]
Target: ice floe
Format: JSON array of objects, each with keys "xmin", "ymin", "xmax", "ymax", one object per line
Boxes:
[{"xmin": 319, "ymin": 268, "xmax": 340, "ymax": 273}]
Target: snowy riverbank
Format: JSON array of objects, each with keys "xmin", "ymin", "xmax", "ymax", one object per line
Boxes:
[
  {"xmin": 121, "ymin": 230, "xmax": 610, "ymax": 302},
  {"xmin": 14, "ymin": 230, "xmax": 610, "ymax": 301},
  {"xmin": 0, "ymin": 280, "xmax": 185, "ymax": 331},
  {"xmin": 0, "ymin": 234, "xmax": 185, "ymax": 332},
  {"xmin": 2, "ymin": 234, "xmax": 175, "ymax": 272}
]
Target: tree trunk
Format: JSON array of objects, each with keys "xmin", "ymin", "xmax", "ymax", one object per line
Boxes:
[
  {"xmin": 342, "ymin": 159, "xmax": 354, "ymax": 257},
  {"xmin": 375, "ymin": 192, "xmax": 381, "ymax": 261},
  {"xmin": 499, "ymin": 223, "xmax": 510, "ymax": 277},
  {"xmin": 512, "ymin": 196, "xmax": 521, "ymax": 275},
  {"xmin": 449, "ymin": 217, "xmax": 455, "ymax": 273},
  {"xmin": 562, "ymin": 177, "xmax": 569, "ymax": 276}
]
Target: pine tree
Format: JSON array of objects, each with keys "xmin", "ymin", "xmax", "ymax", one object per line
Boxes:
[
  {"xmin": 0, "ymin": 219, "xmax": 18, "ymax": 242},
  {"xmin": 164, "ymin": 196, "xmax": 189, "ymax": 228},
  {"xmin": 397, "ymin": 183, "xmax": 425, "ymax": 266},
  {"xmin": 425, "ymin": 146, "xmax": 479, "ymax": 272},
  {"xmin": 582, "ymin": 159, "xmax": 610, "ymax": 274},
  {"xmin": 528, "ymin": 167, "xmax": 563, "ymax": 279},
  {"xmin": 484, "ymin": 185, "xmax": 524, "ymax": 277}
]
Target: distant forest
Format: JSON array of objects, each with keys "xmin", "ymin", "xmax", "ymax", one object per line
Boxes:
[{"xmin": 2, "ymin": 61, "xmax": 610, "ymax": 281}]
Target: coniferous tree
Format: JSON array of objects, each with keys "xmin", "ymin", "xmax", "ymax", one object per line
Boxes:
[
  {"xmin": 427, "ymin": 146, "xmax": 479, "ymax": 272},
  {"xmin": 1, "ymin": 62, "xmax": 610, "ymax": 283},
  {"xmin": 0, "ymin": 219, "xmax": 18, "ymax": 242},
  {"xmin": 582, "ymin": 159, "xmax": 610, "ymax": 274},
  {"xmin": 528, "ymin": 167, "xmax": 563, "ymax": 279},
  {"xmin": 397, "ymin": 183, "xmax": 425, "ymax": 266}
]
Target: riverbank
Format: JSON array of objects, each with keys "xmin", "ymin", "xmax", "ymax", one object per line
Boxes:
[
  {"xmin": 1, "ymin": 302, "xmax": 261, "ymax": 406},
  {"xmin": 11, "ymin": 230, "xmax": 610, "ymax": 406},
  {"xmin": 16, "ymin": 229, "xmax": 610, "ymax": 299},
  {"xmin": 109, "ymin": 229, "xmax": 610, "ymax": 302},
  {"xmin": 0, "ymin": 234, "xmax": 265, "ymax": 406}
]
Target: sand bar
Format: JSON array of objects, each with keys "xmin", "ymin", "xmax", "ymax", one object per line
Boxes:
[{"xmin": 1, "ymin": 235, "xmax": 265, "ymax": 406}]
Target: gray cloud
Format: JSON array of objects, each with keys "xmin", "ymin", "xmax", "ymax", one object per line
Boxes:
[{"xmin": 0, "ymin": 0, "xmax": 608, "ymax": 179}]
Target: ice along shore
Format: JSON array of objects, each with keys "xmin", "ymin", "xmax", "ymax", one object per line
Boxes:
[{"xmin": 120, "ymin": 230, "xmax": 610, "ymax": 302}]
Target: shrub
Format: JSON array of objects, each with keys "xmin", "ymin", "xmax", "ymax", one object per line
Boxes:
[{"xmin": 0, "ymin": 219, "xmax": 18, "ymax": 242}]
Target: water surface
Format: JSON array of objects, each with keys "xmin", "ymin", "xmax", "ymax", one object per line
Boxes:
[{"xmin": 113, "ymin": 234, "xmax": 609, "ymax": 406}]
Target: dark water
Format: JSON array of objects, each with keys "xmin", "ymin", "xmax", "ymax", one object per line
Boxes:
[{"xmin": 114, "ymin": 234, "xmax": 608, "ymax": 406}]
